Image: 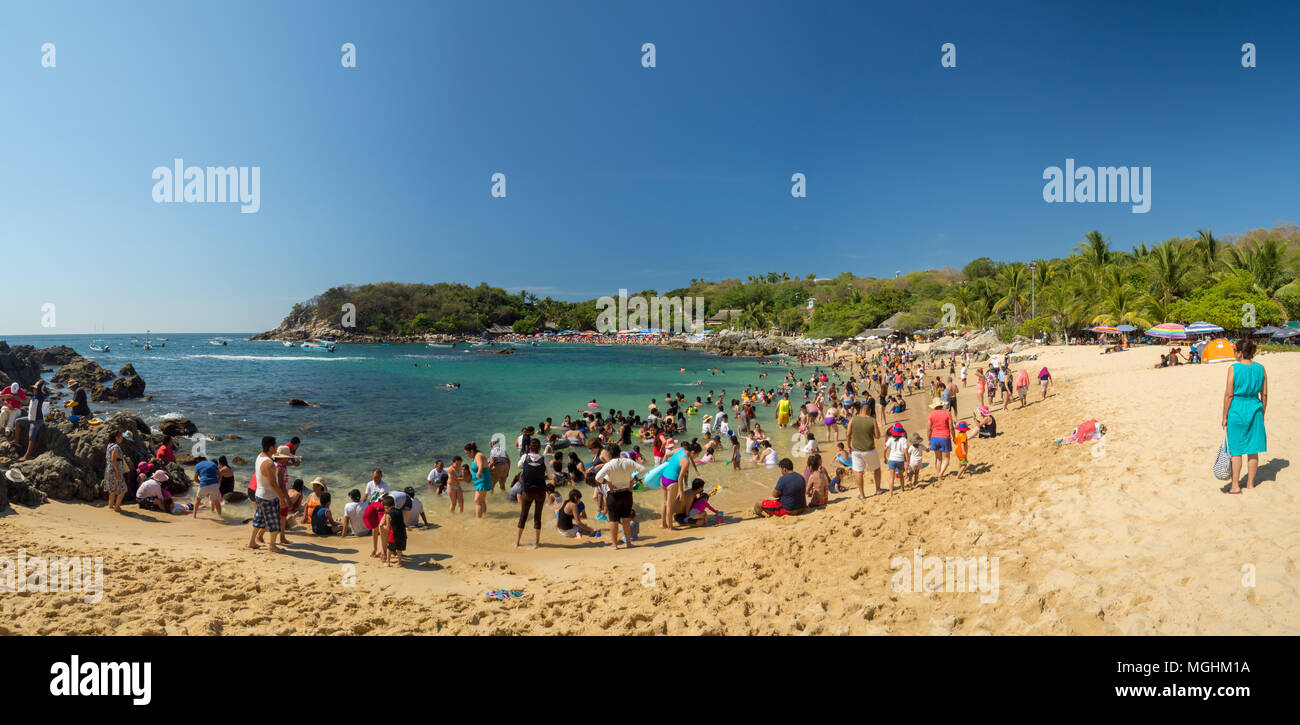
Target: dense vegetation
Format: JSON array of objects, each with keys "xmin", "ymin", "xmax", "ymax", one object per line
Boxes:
[{"xmin": 285, "ymin": 224, "xmax": 1300, "ymax": 339}]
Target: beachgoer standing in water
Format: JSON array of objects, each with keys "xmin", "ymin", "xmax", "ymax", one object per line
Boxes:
[
  {"xmin": 658, "ymin": 441, "xmax": 701, "ymax": 530},
  {"xmin": 596, "ymin": 443, "xmax": 645, "ymax": 549},
  {"xmin": 466, "ymin": 442, "xmax": 492, "ymax": 518},
  {"xmin": 514, "ymin": 438, "xmax": 551, "ymax": 549},
  {"xmin": 1223, "ymin": 338, "xmax": 1268, "ymax": 494}
]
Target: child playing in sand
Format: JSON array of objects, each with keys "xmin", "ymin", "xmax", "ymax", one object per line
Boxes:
[
  {"xmin": 829, "ymin": 467, "xmax": 848, "ymax": 494},
  {"xmin": 954, "ymin": 421, "xmax": 971, "ymax": 480}
]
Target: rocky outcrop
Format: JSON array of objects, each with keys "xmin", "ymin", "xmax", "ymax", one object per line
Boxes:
[
  {"xmin": 111, "ymin": 375, "xmax": 147, "ymax": 400},
  {"xmin": 50, "ymin": 357, "xmax": 115, "ymax": 385},
  {"xmin": 0, "ymin": 413, "xmax": 191, "ymax": 503},
  {"xmin": 697, "ymin": 330, "xmax": 799, "ymax": 358},
  {"xmin": 288, "ymin": 398, "xmax": 310, "ymax": 407},
  {"xmin": 0, "ymin": 342, "xmax": 44, "ymax": 389},
  {"xmin": 35, "ymin": 345, "xmax": 80, "ymax": 365},
  {"xmin": 119, "ymin": 363, "xmax": 138, "ymax": 378},
  {"xmin": 160, "ymin": 418, "xmax": 198, "ymax": 437},
  {"xmin": 929, "ymin": 331, "xmax": 1036, "ymax": 356}
]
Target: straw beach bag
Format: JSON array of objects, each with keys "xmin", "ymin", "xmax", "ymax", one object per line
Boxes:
[{"xmin": 1213, "ymin": 436, "xmax": 1231, "ymax": 481}]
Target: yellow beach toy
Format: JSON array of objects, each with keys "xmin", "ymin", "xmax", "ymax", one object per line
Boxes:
[{"xmin": 88, "ymin": 419, "xmax": 102, "ymax": 426}]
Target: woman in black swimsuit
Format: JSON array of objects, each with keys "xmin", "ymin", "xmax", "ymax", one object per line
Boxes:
[{"xmin": 217, "ymin": 455, "xmax": 235, "ymax": 497}]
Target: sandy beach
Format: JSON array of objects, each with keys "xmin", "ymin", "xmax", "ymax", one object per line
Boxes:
[{"xmin": 2, "ymin": 343, "xmax": 1296, "ymax": 635}]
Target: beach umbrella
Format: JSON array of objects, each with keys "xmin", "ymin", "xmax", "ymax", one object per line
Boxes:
[
  {"xmin": 1091, "ymin": 325, "xmax": 1121, "ymax": 334},
  {"xmin": 1185, "ymin": 321, "xmax": 1224, "ymax": 335},
  {"xmin": 1146, "ymin": 323, "xmax": 1187, "ymax": 339},
  {"xmin": 1115, "ymin": 324, "xmax": 1137, "ymax": 332},
  {"xmin": 1254, "ymin": 326, "xmax": 1280, "ymax": 336},
  {"xmin": 1272, "ymin": 328, "xmax": 1300, "ymax": 339}
]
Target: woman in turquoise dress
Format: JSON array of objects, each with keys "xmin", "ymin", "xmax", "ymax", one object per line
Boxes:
[{"xmin": 1221, "ymin": 338, "xmax": 1268, "ymax": 493}]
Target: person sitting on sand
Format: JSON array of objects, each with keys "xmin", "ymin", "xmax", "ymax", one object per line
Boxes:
[
  {"xmin": 804, "ymin": 453, "xmax": 830, "ymax": 507},
  {"xmin": 675, "ymin": 486, "xmax": 720, "ymax": 527},
  {"xmin": 311, "ymin": 492, "xmax": 343, "ymax": 535},
  {"xmin": 556, "ymin": 489, "xmax": 599, "ymax": 540},
  {"xmin": 975, "ymin": 406, "xmax": 997, "ymax": 438},
  {"xmin": 754, "ymin": 458, "xmax": 807, "ymax": 517},
  {"xmin": 341, "ymin": 489, "xmax": 370, "ymax": 538}
]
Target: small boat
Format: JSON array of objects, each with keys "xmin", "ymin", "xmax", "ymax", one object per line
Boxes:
[
  {"xmin": 283, "ymin": 341, "xmax": 294, "ymax": 348},
  {"xmin": 208, "ymin": 338, "xmax": 229, "ymax": 347},
  {"xmin": 301, "ymin": 340, "xmax": 336, "ymax": 352},
  {"xmin": 129, "ymin": 338, "xmax": 140, "ymax": 348},
  {"xmin": 89, "ymin": 340, "xmax": 110, "ymax": 353}
]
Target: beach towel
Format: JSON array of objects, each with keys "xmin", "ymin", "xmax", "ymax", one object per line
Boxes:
[{"xmin": 485, "ymin": 589, "xmax": 528, "ymax": 601}]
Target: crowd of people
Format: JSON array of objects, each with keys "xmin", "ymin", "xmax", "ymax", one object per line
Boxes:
[{"xmin": 69, "ymin": 340, "xmax": 1065, "ymax": 564}]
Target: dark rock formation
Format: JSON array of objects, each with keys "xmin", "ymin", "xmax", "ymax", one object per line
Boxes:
[
  {"xmin": 119, "ymin": 363, "xmax": 138, "ymax": 377},
  {"xmin": 35, "ymin": 346, "xmax": 80, "ymax": 365},
  {"xmin": 111, "ymin": 375, "xmax": 146, "ymax": 400},
  {"xmin": 0, "ymin": 412, "xmax": 190, "ymax": 502},
  {"xmin": 90, "ymin": 383, "xmax": 116, "ymax": 403},
  {"xmin": 289, "ymin": 398, "xmax": 310, "ymax": 407},
  {"xmin": 0, "ymin": 342, "xmax": 44, "ymax": 389},
  {"xmin": 160, "ymin": 418, "xmax": 198, "ymax": 437},
  {"xmin": 50, "ymin": 357, "xmax": 115, "ymax": 385}
]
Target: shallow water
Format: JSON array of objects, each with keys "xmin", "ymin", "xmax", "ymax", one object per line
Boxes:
[{"xmin": 10, "ymin": 334, "xmax": 831, "ymax": 528}]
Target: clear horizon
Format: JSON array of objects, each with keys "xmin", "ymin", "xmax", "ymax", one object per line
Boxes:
[{"xmin": 4, "ymin": 0, "xmax": 1298, "ymax": 334}]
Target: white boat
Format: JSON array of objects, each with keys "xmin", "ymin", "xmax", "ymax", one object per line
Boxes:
[
  {"xmin": 89, "ymin": 340, "xmax": 110, "ymax": 353},
  {"xmin": 301, "ymin": 340, "xmax": 336, "ymax": 352},
  {"xmin": 208, "ymin": 338, "xmax": 229, "ymax": 346},
  {"xmin": 283, "ymin": 341, "xmax": 295, "ymax": 348}
]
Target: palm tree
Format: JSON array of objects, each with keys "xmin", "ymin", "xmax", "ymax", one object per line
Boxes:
[
  {"xmin": 1196, "ymin": 227, "xmax": 1222, "ymax": 276},
  {"xmin": 1145, "ymin": 240, "xmax": 1194, "ymax": 302},
  {"xmin": 1226, "ymin": 238, "xmax": 1293, "ymax": 294},
  {"xmin": 1092, "ymin": 282, "xmax": 1151, "ymax": 328},
  {"xmin": 738, "ymin": 302, "xmax": 770, "ymax": 331},
  {"xmin": 993, "ymin": 262, "xmax": 1030, "ymax": 317},
  {"xmin": 1076, "ymin": 230, "xmax": 1112, "ymax": 271}
]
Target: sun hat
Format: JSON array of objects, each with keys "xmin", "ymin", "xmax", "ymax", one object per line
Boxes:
[
  {"xmin": 890, "ymin": 423, "xmax": 906, "ymax": 437},
  {"xmin": 956, "ymin": 421, "xmax": 970, "ymax": 431},
  {"xmin": 272, "ymin": 445, "xmax": 299, "ymax": 461},
  {"xmin": 977, "ymin": 406, "xmax": 990, "ymax": 416},
  {"xmin": 5, "ymin": 469, "xmax": 25, "ymax": 484},
  {"xmin": 151, "ymin": 470, "xmax": 169, "ymax": 483},
  {"xmin": 309, "ymin": 476, "xmax": 327, "ymax": 490},
  {"xmin": 908, "ymin": 433, "xmax": 923, "ymax": 445},
  {"xmin": 67, "ymin": 380, "xmax": 79, "ymax": 389},
  {"xmin": 930, "ymin": 397, "xmax": 944, "ymax": 409}
]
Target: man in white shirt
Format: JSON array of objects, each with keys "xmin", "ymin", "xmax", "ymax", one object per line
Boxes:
[
  {"xmin": 364, "ymin": 469, "xmax": 388, "ymax": 501},
  {"xmin": 595, "ymin": 444, "xmax": 645, "ymax": 550},
  {"xmin": 393, "ymin": 486, "xmax": 429, "ymax": 527},
  {"xmin": 342, "ymin": 489, "xmax": 370, "ymax": 536},
  {"xmin": 426, "ymin": 461, "xmax": 448, "ymax": 492}
]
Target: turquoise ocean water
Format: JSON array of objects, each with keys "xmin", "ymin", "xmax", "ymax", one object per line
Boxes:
[{"xmin": 6, "ymin": 334, "xmax": 794, "ymax": 500}]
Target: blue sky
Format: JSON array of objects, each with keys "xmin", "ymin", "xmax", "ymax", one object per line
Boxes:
[{"xmin": 2, "ymin": 0, "xmax": 1297, "ymax": 333}]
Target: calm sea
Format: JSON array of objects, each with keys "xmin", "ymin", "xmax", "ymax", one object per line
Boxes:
[{"xmin": 6, "ymin": 334, "xmax": 793, "ymax": 493}]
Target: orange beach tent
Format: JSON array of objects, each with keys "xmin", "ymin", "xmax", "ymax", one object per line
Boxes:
[{"xmin": 1201, "ymin": 338, "xmax": 1235, "ymax": 363}]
